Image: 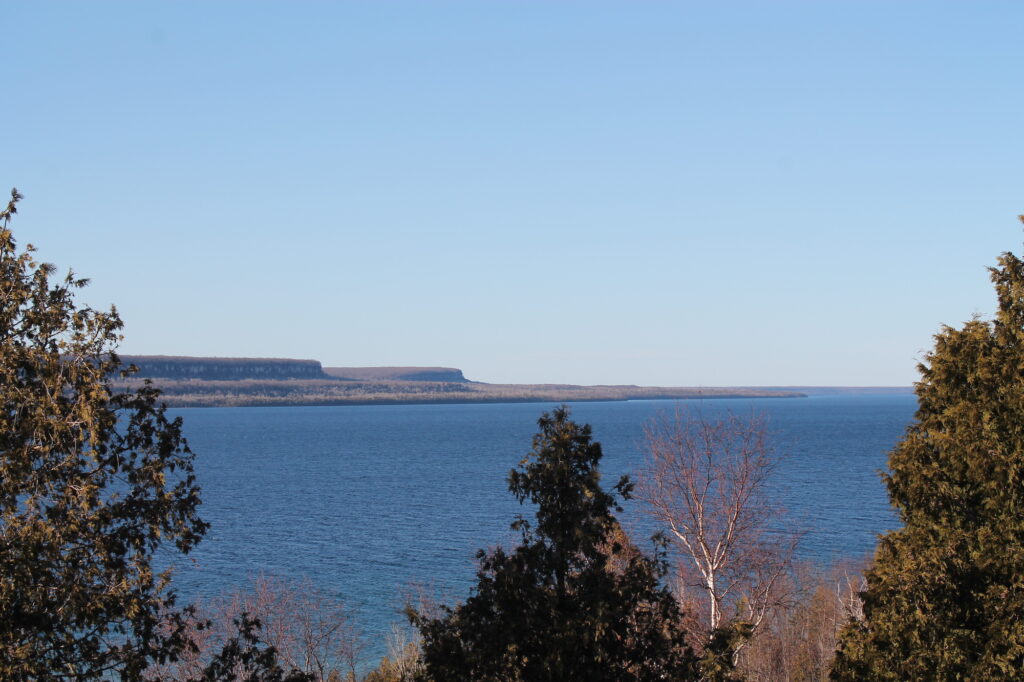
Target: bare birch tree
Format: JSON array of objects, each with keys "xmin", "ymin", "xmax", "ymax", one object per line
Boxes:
[{"xmin": 639, "ymin": 409, "xmax": 801, "ymax": 660}]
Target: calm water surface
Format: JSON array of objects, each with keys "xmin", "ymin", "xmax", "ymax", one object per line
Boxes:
[{"xmin": 167, "ymin": 394, "xmax": 916, "ymax": 662}]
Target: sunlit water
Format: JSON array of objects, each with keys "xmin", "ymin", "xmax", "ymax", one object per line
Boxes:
[{"xmin": 165, "ymin": 394, "xmax": 916, "ymax": 666}]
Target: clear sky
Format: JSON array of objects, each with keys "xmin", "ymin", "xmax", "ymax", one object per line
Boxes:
[{"xmin": 6, "ymin": 2, "xmax": 1022, "ymax": 386}]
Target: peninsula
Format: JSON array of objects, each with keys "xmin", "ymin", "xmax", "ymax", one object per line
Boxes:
[{"xmin": 113, "ymin": 355, "xmax": 807, "ymax": 408}]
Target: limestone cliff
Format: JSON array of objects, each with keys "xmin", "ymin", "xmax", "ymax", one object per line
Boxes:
[
  {"xmin": 120, "ymin": 355, "xmax": 329, "ymax": 381},
  {"xmin": 323, "ymin": 367, "xmax": 469, "ymax": 382}
]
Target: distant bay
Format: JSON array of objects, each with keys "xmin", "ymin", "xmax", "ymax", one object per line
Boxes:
[{"xmin": 167, "ymin": 393, "xmax": 916, "ymax": 664}]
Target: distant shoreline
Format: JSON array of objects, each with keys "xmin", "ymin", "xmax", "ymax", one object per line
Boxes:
[
  {"xmin": 152, "ymin": 391, "xmax": 810, "ymax": 409},
  {"xmin": 114, "ymin": 379, "xmax": 808, "ymax": 408},
  {"xmin": 111, "ymin": 355, "xmax": 913, "ymax": 408}
]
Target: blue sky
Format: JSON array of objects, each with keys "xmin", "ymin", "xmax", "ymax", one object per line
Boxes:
[{"xmin": 6, "ymin": 2, "xmax": 1022, "ymax": 385}]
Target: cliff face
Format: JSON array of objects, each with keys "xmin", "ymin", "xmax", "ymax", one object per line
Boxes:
[
  {"xmin": 121, "ymin": 355, "xmax": 329, "ymax": 381},
  {"xmin": 323, "ymin": 367, "xmax": 469, "ymax": 382},
  {"xmin": 117, "ymin": 356, "xmax": 470, "ymax": 383}
]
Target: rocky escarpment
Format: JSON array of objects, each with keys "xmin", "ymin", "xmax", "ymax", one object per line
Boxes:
[
  {"xmin": 120, "ymin": 355, "xmax": 330, "ymax": 381},
  {"xmin": 323, "ymin": 366, "xmax": 469, "ymax": 382}
]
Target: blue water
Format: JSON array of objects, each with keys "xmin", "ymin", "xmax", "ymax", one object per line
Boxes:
[{"xmin": 166, "ymin": 394, "xmax": 916, "ymax": 665}]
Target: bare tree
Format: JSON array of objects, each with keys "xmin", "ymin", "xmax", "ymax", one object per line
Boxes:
[
  {"xmin": 361, "ymin": 624, "xmax": 424, "ymax": 682},
  {"xmin": 217, "ymin": 575, "xmax": 364, "ymax": 681},
  {"xmin": 147, "ymin": 576, "xmax": 363, "ymax": 681},
  {"xmin": 737, "ymin": 558, "xmax": 868, "ymax": 682},
  {"xmin": 639, "ymin": 408, "xmax": 802, "ymax": 659}
]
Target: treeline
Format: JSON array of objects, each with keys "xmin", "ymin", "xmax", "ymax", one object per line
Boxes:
[
  {"xmin": 153, "ymin": 560, "xmax": 867, "ymax": 681},
  {"xmin": 112, "ymin": 376, "xmax": 803, "ymax": 408},
  {"xmin": 4, "ymin": 187, "xmax": 1024, "ymax": 680},
  {"xmin": 113, "ymin": 377, "xmax": 478, "ymax": 407},
  {"xmin": 140, "ymin": 404, "xmax": 864, "ymax": 681}
]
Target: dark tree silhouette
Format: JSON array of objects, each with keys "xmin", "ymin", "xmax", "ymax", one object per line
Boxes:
[
  {"xmin": 0, "ymin": 189, "xmax": 208, "ymax": 679},
  {"xmin": 411, "ymin": 406, "xmax": 698, "ymax": 681}
]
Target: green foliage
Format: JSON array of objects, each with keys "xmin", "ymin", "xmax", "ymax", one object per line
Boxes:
[
  {"xmin": 832, "ymin": 242, "xmax": 1024, "ymax": 679},
  {"xmin": 0, "ymin": 189, "xmax": 208, "ymax": 679},
  {"xmin": 411, "ymin": 406, "xmax": 697, "ymax": 681}
]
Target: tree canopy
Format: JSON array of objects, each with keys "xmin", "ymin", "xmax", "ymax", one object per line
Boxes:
[
  {"xmin": 412, "ymin": 406, "xmax": 697, "ymax": 681},
  {"xmin": 832, "ymin": 238, "xmax": 1024, "ymax": 679},
  {"xmin": 0, "ymin": 189, "xmax": 208, "ymax": 679}
]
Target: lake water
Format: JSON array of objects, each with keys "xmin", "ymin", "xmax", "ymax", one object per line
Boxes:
[{"xmin": 167, "ymin": 393, "xmax": 916, "ymax": 665}]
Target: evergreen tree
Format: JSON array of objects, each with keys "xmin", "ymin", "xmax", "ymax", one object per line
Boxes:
[
  {"xmin": 833, "ymin": 234, "xmax": 1024, "ymax": 679},
  {"xmin": 0, "ymin": 189, "xmax": 208, "ymax": 679},
  {"xmin": 411, "ymin": 406, "xmax": 697, "ymax": 681}
]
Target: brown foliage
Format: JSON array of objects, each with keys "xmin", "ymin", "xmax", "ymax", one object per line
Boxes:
[
  {"xmin": 148, "ymin": 576, "xmax": 363, "ymax": 681},
  {"xmin": 361, "ymin": 625, "xmax": 423, "ymax": 682},
  {"xmin": 737, "ymin": 559, "xmax": 867, "ymax": 681}
]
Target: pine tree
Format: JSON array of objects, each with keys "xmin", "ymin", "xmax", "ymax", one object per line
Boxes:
[
  {"xmin": 411, "ymin": 406, "xmax": 697, "ymax": 681},
  {"xmin": 832, "ymin": 231, "xmax": 1024, "ymax": 679},
  {"xmin": 0, "ymin": 189, "xmax": 209, "ymax": 679}
]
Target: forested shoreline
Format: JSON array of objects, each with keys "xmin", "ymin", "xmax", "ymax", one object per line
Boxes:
[{"xmin": 112, "ymin": 377, "xmax": 806, "ymax": 408}]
